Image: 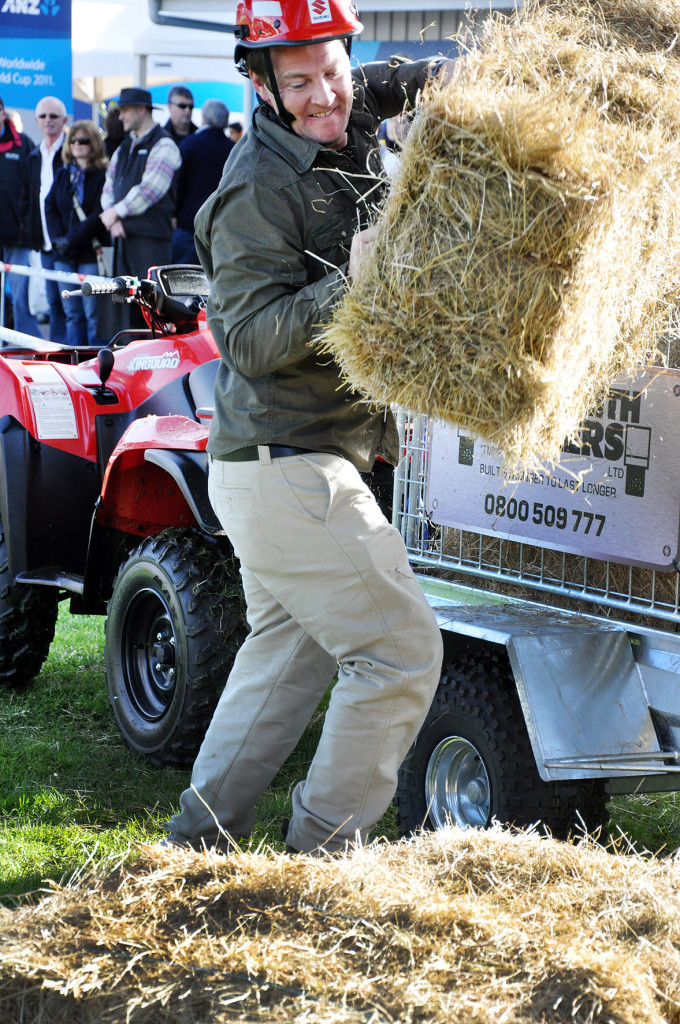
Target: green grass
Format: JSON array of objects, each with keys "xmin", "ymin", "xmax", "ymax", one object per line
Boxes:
[
  {"xmin": 0, "ymin": 607, "xmax": 190, "ymax": 903},
  {"xmin": 0, "ymin": 605, "xmax": 678, "ymax": 907},
  {"xmin": 0, "ymin": 604, "xmax": 388, "ymax": 906}
]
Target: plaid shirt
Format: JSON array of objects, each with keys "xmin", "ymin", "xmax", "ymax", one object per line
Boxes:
[{"xmin": 102, "ymin": 128, "xmax": 181, "ymax": 219}]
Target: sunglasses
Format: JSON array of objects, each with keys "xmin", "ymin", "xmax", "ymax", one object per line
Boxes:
[
  {"xmin": 38, "ymin": 112, "xmax": 63, "ymax": 119},
  {"xmin": 71, "ymin": 137, "xmax": 91, "ymax": 145},
  {"xmin": 172, "ymin": 102, "xmax": 193, "ymax": 109}
]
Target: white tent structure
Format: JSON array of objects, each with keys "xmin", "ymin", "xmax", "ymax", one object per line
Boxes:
[
  {"xmin": 72, "ymin": 0, "xmax": 520, "ymax": 124},
  {"xmin": 72, "ymin": 1, "xmax": 248, "ymax": 122}
]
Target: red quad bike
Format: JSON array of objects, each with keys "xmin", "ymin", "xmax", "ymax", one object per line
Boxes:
[{"xmin": 0, "ymin": 266, "xmax": 247, "ymax": 765}]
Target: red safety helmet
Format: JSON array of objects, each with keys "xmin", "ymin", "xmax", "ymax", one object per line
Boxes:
[{"xmin": 234, "ymin": 0, "xmax": 363, "ymax": 66}]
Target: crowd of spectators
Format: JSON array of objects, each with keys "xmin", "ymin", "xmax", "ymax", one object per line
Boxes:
[{"xmin": 1, "ymin": 83, "xmax": 243, "ymax": 344}]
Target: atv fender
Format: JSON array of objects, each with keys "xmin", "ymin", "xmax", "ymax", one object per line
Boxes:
[
  {"xmin": 144, "ymin": 449, "xmax": 222, "ymax": 534},
  {"xmin": 97, "ymin": 415, "xmax": 221, "ymax": 536}
]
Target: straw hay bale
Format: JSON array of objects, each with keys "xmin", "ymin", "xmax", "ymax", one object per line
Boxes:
[
  {"xmin": 322, "ymin": 0, "xmax": 680, "ymax": 467},
  {"xmin": 2, "ymin": 828, "xmax": 680, "ymax": 1022}
]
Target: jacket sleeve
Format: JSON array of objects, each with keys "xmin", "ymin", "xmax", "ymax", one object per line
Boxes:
[
  {"xmin": 195, "ymin": 177, "xmax": 345, "ymax": 380},
  {"xmin": 355, "ymin": 56, "xmax": 449, "ymax": 120},
  {"xmin": 44, "ymin": 172, "xmax": 68, "ymax": 246}
]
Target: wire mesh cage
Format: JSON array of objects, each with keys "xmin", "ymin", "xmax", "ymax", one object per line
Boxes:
[{"xmin": 394, "ymin": 405, "xmax": 680, "ymax": 632}]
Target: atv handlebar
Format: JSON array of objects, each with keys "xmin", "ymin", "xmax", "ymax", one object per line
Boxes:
[
  {"xmin": 81, "ymin": 277, "xmax": 133, "ymax": 297},
  {"xmin": 63, "ymin": 267, "xmax": 207, "ymax": 333}
]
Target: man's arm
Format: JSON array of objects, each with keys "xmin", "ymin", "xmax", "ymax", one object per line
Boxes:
[
  {"xmin": 356, "ymin": 56, "xmax": 455, "ymax": 120},
  {"xmin": 100, "ymin": 147, "xmax": 118, "ymax": 212},
  {"xmin": 100, "ymin": 149, "xmax": 127, "ymax": 236},
  {"xmin": 196, "ymin": 179, "xmax": 345, "ymax": 380}
]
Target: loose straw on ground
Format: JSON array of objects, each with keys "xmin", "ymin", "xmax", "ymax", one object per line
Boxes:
[{"xmin": 2, "ymin": 827, "xmax": 680, "ymax": 1022}]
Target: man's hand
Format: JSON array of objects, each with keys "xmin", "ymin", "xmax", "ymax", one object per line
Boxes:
[
  {"xmin": 437, "ymin": 58, "xmax": 456, "ymax": 84},
  {"xmin": 100, "ymin": 207, "xmax": 122, "ymax": 232},
  {"xmin": 349, "ymin": 224, "xmax": 378, "ymax": 279},
  {"xmin": 109, "ymin": 219, "xmax": 126, "ymax": 239}
]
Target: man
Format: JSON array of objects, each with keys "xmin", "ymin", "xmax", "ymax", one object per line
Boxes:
[
  {"xmin": 164, "ymin": 86, "xmax": 197, "ymax": 145},
  {"xmin": 163, "ymin": 0, "xmax": 448, "ymax": 857},
  {"xmin": 171, "ymin": 99, "xmax": 234, "ymax": 265},
  {"xmin": 100, "ymin": 87, "xmax": 181, "ymax": 328},
  {"xmin": 227, "ymin": 121, "xmax": 243, "ymax": 144},
  {"xmin": 0, "ymin": 94, "xmax": 37, "ymax": 334},
  {"xmin": 21, "ymin": 95, "xmax": 68, "ymax": 343}
]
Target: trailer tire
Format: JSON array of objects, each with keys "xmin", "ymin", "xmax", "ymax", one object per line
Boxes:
[
  {"xmin": 395, "ymin": 652, "xmax": 607, "ymax": 839},
  {"xmin": 0, "ymin": 521, "xmax": 58, "ymax": 688},
  {"xmin": 105, "ymin": 529, "xmax": 246, "ymax": 766}
]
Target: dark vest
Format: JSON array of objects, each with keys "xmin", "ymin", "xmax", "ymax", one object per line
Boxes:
[{"xmin": 113, "ymin": 124, "xmax": 176, "ymax": 240}]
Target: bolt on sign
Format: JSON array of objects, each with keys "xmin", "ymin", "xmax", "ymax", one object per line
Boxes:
[{"xmin": 426, "ymin": 368, "xmax": 680, "ymax": 571}]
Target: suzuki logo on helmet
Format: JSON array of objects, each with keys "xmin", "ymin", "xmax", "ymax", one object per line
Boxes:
[{"xmin": 308, "ymin": 0, "xmax": 333, "ymax": 24}]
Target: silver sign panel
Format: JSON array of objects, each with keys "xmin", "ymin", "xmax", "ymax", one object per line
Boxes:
[{"xmin": 426, "ymin": 368, "xmax": 680, "ymax": 570}]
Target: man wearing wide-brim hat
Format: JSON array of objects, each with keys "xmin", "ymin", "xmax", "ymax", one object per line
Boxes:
[{"xmin": 100, "ymin": 86, "xmax": 181, "ymax": 328}]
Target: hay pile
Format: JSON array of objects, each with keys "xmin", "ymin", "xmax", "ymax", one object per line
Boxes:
[
  {"xmin": 3, "ymin": 828, "xmax": 680, "ymax": 1022},
  {"xmin": 323, "ymin": 0, "xmax": 680, "ymax": 467}
]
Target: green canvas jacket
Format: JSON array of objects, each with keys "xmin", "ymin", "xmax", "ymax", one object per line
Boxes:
[{"xmin": 196, "ymin": 58, "xmax": 440, "ymax": 472}]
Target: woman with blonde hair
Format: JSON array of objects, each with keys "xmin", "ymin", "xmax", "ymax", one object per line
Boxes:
[{"xmin": 45, "ymin": 120, "xmax": 110, "ymax": 345}]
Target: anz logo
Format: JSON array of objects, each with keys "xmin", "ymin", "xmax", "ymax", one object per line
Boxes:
[{"xmin": 1, "ymin": 0, "xmax": 60, "ymax": 14}]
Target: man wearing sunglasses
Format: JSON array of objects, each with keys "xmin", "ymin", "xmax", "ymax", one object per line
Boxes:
[
  {"xmin": 20, "ymin": 96, "xmax": 68, "ymax": 343},
  {"xmin": 164, "ymin": 86, "xmax": 197, "ymax": 146}
]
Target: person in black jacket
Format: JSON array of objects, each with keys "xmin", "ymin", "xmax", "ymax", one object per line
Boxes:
[
  {"xmin": 103, "ymin": 103, "xmax": 125, "ymax": 159},
  {"xmin": 45, "ymin": 121, "xmax": 109, "ymax": 346},
  {"xmin": 171, "ymin": 99, "xmax": 234, "ymax": 265},
  {"xmin": 164, "ymin": 86, "xmax": 197, "ymax": 146},
  {"xmin": 0, "ymin": 94, "xmax": 37, "ymax": 335}
]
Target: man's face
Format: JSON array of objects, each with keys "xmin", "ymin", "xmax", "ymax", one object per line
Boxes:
[
  {"xmin": 168, "ymin": 95, "xmax": 194, "ymax": 132},
  {"xmin": 35, "ymin": 97, "xmax": 67, "ymax": 143},
  {"xmin": 119, "ymin": 105, "xmax": 148, "ymax": 134},
  {"xmin": 253, "ymin": 40, "xmax": 353, "ymax": 151}
]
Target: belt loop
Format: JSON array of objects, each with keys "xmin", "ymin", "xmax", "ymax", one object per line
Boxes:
[{"xmin": 257, "ymin": 444, "xmax": 272, "ymax": 466}]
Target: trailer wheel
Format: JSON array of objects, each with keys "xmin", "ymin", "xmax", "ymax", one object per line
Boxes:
[
  {"xmin": 395, "ymin": 652, "xmax": 607, "ymax": 839},
  {"xmin": 0, "ymin": 521, "xmax": 58, "ymax": 688},
  {"xmin": 105, "ymin": 529, "xmax": 246, "ymax": 766}
]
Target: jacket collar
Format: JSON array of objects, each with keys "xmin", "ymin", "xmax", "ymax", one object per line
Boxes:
[{"xmin": 0, "ymin": 118, "xmax": 21, "ymax": 154}]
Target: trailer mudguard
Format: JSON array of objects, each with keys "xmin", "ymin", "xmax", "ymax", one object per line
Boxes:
[{"xmin": 420, "ymin": 577, "xmax": 671, "ymax": 782}]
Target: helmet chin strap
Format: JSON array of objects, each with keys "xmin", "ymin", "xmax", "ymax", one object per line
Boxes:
[{"xmin": 263, "ymin": 48, "xmax": 295, "ymax": 128}]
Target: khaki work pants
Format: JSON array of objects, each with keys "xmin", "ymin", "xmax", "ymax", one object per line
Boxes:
[{"xmin": 165, "ymin": 449, "xmax": 443, "ymax": 853}]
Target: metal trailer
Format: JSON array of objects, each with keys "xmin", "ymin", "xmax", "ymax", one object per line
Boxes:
[{"xmin": 392, "ymin": 363, "xmax": 680, "ymax": 837}]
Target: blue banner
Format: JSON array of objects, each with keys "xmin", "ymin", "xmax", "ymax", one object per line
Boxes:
[{"xmin": 0, "ymin": 0, "xmax": 72, "ymax": 111}]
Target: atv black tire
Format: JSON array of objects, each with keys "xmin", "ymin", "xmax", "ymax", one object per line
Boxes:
[
  {"xmin": 0, "ymin": 522, "xmax": 59, "ymax": 688},
  {"xmin": 105, "ymin": 529, "xmax": 246, "ymax": 766},
  {"xmin": 396, "ymin": 652, "xmax": 607, "ymax": 839}
]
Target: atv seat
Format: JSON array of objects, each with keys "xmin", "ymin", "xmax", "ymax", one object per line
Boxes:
[{"xmin": 188, "ymin": 357, "xmax": 219, "ymax": 421}]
